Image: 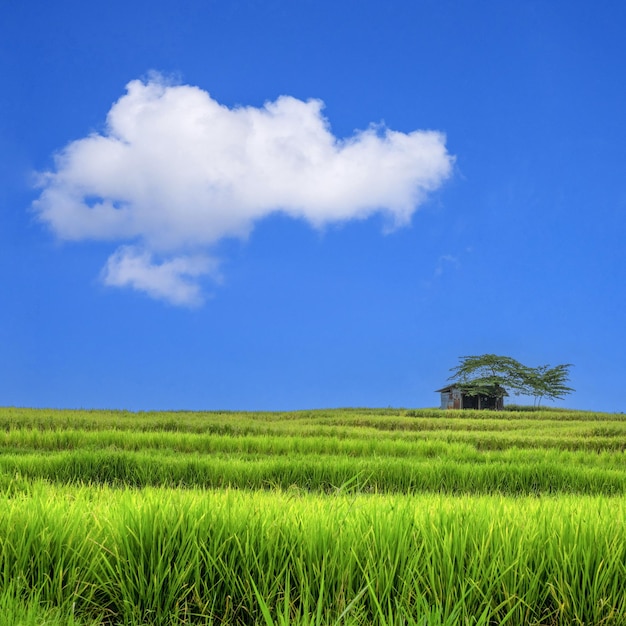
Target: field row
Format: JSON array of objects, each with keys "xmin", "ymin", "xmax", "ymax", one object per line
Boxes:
[
  {"xmin": 2, "ymin": 485, "xmax": 626, "ymax": 625},
  {"xmin": 3, "ymin": 448, "xmax": 626, "ymax": 495},
  {"xmin": 1, "ymin": 406, "xmax": 624, "ymax": 434},
  {"xmin": 3, "ymin": 426, "xmax": 626, "ymax": 454},
  {"xmin": 2, "ymin": 407, "xmax": 626, "ymax": 496}
]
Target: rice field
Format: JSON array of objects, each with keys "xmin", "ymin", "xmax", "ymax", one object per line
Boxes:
[{"xmin": 1, "ymin": 406, "xmax": 626, "ymax": 625}]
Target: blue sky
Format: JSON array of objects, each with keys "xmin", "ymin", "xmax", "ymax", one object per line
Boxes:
[{"xmin": 1, "ymin": 0, "xmax": 624, "ymax": 412}]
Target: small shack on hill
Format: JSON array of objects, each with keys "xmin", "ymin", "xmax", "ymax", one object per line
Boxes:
[{"xmin": 436, "ymin": 384, "xmax": 507, "ymax": 410}]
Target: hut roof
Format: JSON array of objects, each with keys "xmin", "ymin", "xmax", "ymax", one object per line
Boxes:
[
  {"xmin": 434, "ymin": 384, "xmax": 457, "ymax": 393},
  {"xmin": 435, "ymin": 383, "xmax": 509, "ymax": 396}
]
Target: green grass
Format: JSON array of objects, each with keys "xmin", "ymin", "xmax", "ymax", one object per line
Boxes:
[
  {"xmin": 2, "ymin": 485, "xmax": 626, "ymax": 625},
  {"xmin": 3, "ymin": 449, "xmax": 626, "ymax": 494},
  {"xmin": 1, "ymin": 406, "xmax": 626, "ymax": 624},
  {"xmin": 1, "ymin": 407, "xmax": 626, "ymax": 494}
]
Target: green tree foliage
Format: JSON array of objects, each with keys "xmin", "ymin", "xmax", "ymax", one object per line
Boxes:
[
  {"xmin": 520, "ymin": 363, "xmax": 574, "ymax": 407},
  {"xmin": 449, "ymin": 354, "xmax": 574, "ymax": 407},
  {"xmin": 448, "ymin": 354, "xmax": 525, "ymax": 400}
]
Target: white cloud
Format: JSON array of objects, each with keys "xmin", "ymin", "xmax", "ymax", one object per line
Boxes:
[
  {"xmin": 102, "ymin": 246, "xmax": 218, "ymax": 307},
  {"xmin": 34, "ymin": 74, "xmax": 454, "ymax": 305}
]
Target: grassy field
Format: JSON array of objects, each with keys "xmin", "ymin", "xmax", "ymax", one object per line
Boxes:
[{"xmin": 1, "ymin": 406, "xmax": 626, "ymax": 625}]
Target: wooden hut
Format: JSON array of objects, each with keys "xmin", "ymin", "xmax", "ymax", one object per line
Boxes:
[{"xmin": 435, "ymin": 384, "xmax": 506, "ymax": 410}]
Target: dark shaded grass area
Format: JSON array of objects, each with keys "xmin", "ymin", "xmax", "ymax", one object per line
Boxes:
[{"xmin": 2, "ymin": 450, "xmax": 626, "ymax": 495}]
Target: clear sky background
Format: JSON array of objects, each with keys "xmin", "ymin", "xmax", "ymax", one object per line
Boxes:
[{"xmin": 1, "ymin": 0, "xmax": 624, "ymax": 412}]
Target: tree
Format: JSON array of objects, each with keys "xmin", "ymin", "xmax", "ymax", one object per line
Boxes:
[
  {"xmin": 521, "ymin": 363, "xmax": 574, "ymax": 407},
  {"xmin": 449, "ymin": 354, "xmax": 574, "ymax": 408},
  {"xmin": 449, "ymin": 354, "xmax": 525, "ymax": 399}
]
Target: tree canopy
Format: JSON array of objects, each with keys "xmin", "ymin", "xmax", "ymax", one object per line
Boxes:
[
  {"xmin": 519, "ymin": 363, "xmax": 575, "ymax": 406},
  {"xmin": 448, "ymin": 354, "xmax": 574, "ymax": 407}
]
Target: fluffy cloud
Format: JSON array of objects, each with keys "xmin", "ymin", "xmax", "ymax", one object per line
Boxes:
[
  {"xmin": 102, "ymin": 247, "xmax": 218, "ymax": 307},
  {"xmin": 34, "ymin": 75, "xmax": 454, "ymax": 305}
]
